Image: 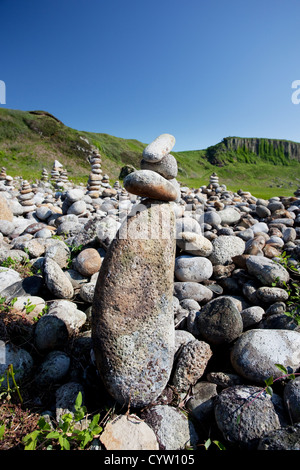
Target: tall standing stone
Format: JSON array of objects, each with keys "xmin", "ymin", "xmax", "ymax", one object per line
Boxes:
[{"xmin": 92, "ymin": 199, "xmax": 176, "ymax": 408}]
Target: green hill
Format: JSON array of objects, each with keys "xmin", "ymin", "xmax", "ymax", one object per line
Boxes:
[{"xmin": 0, "ymin": 107, "xmax": 299, "ymax": 199}]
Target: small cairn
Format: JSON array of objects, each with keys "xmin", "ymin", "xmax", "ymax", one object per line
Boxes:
[
  {"xmin": 86, "ymin": 148, "xmax": 103, "ymax": 199},
  {"xmin": 5, "ymin": 175, "xmax": 14, "ymax": 189},
  {"xmin": 50, "ymin": 160, "xmax": 63, "ymax": 184},
  {"xmin": 59, "ymin": 169, "xmax": 69, "ymax": 187},
  {"xmin": 18, "ymin": 180, "xmax": 36, "ymax": 213},
  {"xmin": 41, "ymin": 168, "xmax": 49, "ymax": 182},
  {"xmin": 0, "ymin": 167, "xmax": 7, "ymax": 181},
  {"xmin": 101, "ymin": 174, "xmax": 111, "ymax": 189},
  {"xmin": 209, "ymin": 172, "xmax": 219, "ymax": 189},
  {"xmin": 113, "ymin": 180, "xmax": 121, "ymax": 192}
]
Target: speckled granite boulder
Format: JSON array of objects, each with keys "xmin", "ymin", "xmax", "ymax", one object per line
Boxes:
[{"xmin": 92, "ymin": 200, "xmax": 176, "ymax": 408}]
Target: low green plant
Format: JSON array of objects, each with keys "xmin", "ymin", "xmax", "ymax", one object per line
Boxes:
[
  {"xmin": 66, "ymin": 243, "xmax": 83, "ymax": 268},
  {"xmin": 0, "ymin": 296, "xmax": 17, "ymax": 314},
  {"xmin": 32, "ymin": 304, "xmax": 49, "ymax": 322},
  {"xmin": 23, "ymin": 392, "xmax": 102, "ymax": 450},
  {"xmin": 0, "ymin": 424, "xmax": 5, "ymax": 440},
  {"xmin": 202, "ymin": 438, "xmax": 226, "ymax": 450},
  {"xmin": 1, "ymin": 255, "xmax": 34, "ymax": 278},
  {"xmin": 0, "ymin": 364, "xmax": 23, "ymax": 404},
  {"xmin": 272, "ymin": 252, "xmax": 300, "ymax": 325},
  {"xmin": 23, "ymin": 299, "xmax": 36, "ymax": 315}
]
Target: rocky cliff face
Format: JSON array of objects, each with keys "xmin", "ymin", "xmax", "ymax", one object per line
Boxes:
[{"xmin": 223, "ymin": 137, "xmax": 300, "ymax": 161}]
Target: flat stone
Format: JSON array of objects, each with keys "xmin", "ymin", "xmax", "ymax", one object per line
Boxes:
[
  {"xmin": 100, "ymin": 414, "xmax": 159, "ymax": 450},
  {"xmin": 142, "ymin": 134, "xmax": 175, "ymax": 163},
  {"xmin": 124, "ymin": 170, "xmax": 178, "ymax": 201},
  {"xmin": 176, "ymin": 232, "xmax": 213, "ymax": 256},
  {"xmin": 174, "ymin": 281, "xmax": 213, "ymax": 304},
  {"xmin": 142, "ymin": 405, "xmax": 199, "ymax": 450},
  {"xmin": 246, "ymin": 255, "xmax": 290, "ymax": 287}
]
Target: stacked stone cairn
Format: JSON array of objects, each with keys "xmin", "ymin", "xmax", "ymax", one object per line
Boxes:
[
  {"xmin": 18, "ymin": 180, "xmax": 36, "ymax": 213},
  {"xmin": 0, "ymin": 167, "xmax": 7, "ymax": 181},
  {"xmin": 209, "ymin": 172, "xmax": 219, "ymax": 189},
  {"xmin": 50, "ymin": 160, "xmax": 63, "ymax": 184},
  {"xmin": 41, "ymin": 168, "xmax": 49, "ymax": 182},
  {"xmin": 59, "ymin": 168, "xmax": 69, "ymax": 187},
  {"xmin": 101, "ymin": 174, "xmax": 110, "ymax": 188},
  {"xmin": 86, "ymin": 147, "xmax": 103, "ymax": 199},
  {"xmin": 92, "ymin": 134, "xmax": 184, "ymax": 409}
]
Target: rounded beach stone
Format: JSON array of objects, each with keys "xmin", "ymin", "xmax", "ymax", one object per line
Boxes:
[
  {"xmin": 218, "ymin": 207, "xmax": 241, "ymax": 225},
  {"xmin": 140, "ymin": 154, "xmax": 178, "ymax": 179},
  {"xmin": 230, "ymin": 329, "xmax": 300, "ymax": 384},
  {"xmin": 246, "ymin": 255, "xmax": 289, "ymax": 287},
  {"xmin": 197, "ymin": 296, "xmax": 243, "ymax": 345},
  {"xmin": 123, "ymin": 170, "xmax": 178, "ymax": 201},
  {"xmin": 174, "ymin": 281, "xmax": 213, "ymax": 304},
  {"xmin": 258, "ymin": 423, "xmax": 300, "ymax": 450},
  {"xmin": 176, "ymin": 232, "xmax": 213, "ymax": 256},
  {"xmin": 35, "ymin": 350, "xmax": 71, "ymax": 388},
  {"xmin": 34, "ymin": 314, "xmax": 69, "ymax": 352},
  {"xmin": 175, "ymin": 255, "xmax": 213, "ymax": 282},
  {"xmin": 256, "ymin": 286, "xmax": 289, "ymax": 303},
  {"xmin": 92, "ymin": 200, "xmax": 176, "ymax": 408},
  {"xmin": 0, "ymin": 340, "xmax": 34, "ymax": 387},
  {"xmin": 240, "ymin": 306, "xmax": 265, "ymax": 328},
  {"xmin": 214, "ymin": 385, "xmax": 283, "ymax": 449},
  {"xmin": 44, "ymin": 257, "xmax": 74, "ymax": 299},
  {"xmin": 209, "ymin": 235, "xmax": 245, "ymax": 265},
  {"xmin": 74, "ymin": 248, "xmax": 102, "ymax": 277},
  {"xmin": 142, "ymin": 134, "xmax": 176, "ymax": 163}
]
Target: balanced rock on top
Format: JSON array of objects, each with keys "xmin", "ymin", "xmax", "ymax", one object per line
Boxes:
[{"xmin": 123, "ymin": 133, "xmax": 180, "ymax": 202}]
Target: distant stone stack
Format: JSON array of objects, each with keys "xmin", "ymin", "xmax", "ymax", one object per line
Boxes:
[
  {"xmin": 5, "ymin": 175, "xmax": 14, "ymax": 188},
  {"xmin": 50, "ymin": 160, "xmax": 63, "ymax": 184},
  {"xmin": 119, "ymin": 187, "xmax": 130, "ymax": 201},
  {"xmin": 209, "ymin": 172, "xmax": 219, "ymax": 189},
  {"xmin": 59, "ymin": 169, "xmax": 69, "ymax": 186},
  {"xmin": 18, "ymin": 180, "xmax": 36, "ymax": 213},
  {"xmin": 113, "ymin": 180, "xmax": 121, "ymax": 191},
  {"xmin": 0, "ymin": 167, "xmax": 7, "ymax": 181},
  {"xmin": 294, "ymin": 187, "xmax": 300, "ymax": 197},
  {"xmin": 101, "ymin": 174, "xmax": 111, "ymax": 188},
  {"xmin": 41, "ymin": 168, "xmax": 49, "ymax": 181},
  {"xmin": 86, "ymin": 149, "xmax": 103, "ymax": 199}
]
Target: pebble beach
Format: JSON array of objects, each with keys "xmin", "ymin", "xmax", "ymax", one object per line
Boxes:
[{"xmin": 0, "ymin": 134, "xmax": 300, "ymax": 451}]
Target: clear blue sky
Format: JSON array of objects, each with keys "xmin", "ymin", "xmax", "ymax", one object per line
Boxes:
[{"xmin": 1, "ymin": 0, "xmax": 300, "ymax": 151}]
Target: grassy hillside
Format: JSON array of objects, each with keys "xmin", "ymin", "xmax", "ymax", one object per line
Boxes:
[{"xmin": 0, "ymin": 107, "xmax": 299, "ymax": 199}]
